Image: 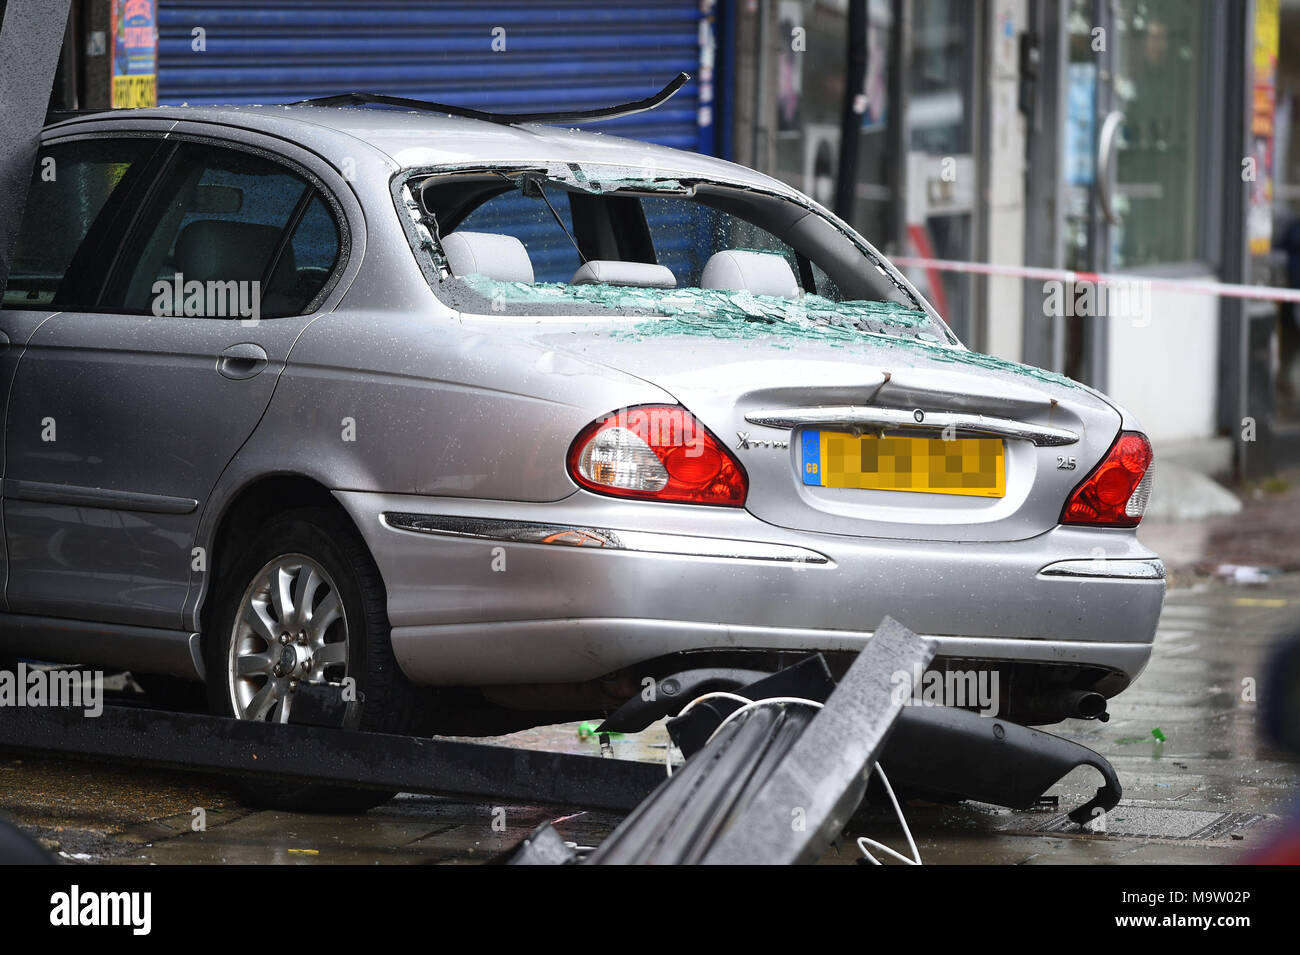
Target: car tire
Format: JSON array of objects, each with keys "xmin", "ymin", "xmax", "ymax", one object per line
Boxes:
[{"xmin": 205, "ymin": 506, "xmax": 421, "ymax": 812}]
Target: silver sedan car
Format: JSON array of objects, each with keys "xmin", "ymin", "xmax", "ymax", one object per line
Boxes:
[{"xmin": 0, "ymin": 101, "xmax": 1162, "ymax": 807}]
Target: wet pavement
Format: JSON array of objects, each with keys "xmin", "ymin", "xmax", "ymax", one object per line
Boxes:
[
  {"xmin": 1139, "ymin": 468, "xmax": 1300, "ymax": 581},
  {"xmin": 849, "ymin": 575, "xmax": 1300, "ymax": 865},
  {"xmin": 2, "ymin": 566, "xmax": 1297, "ymax": 864}
]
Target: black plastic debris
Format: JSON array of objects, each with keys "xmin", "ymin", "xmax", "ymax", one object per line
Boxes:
[
  {"xmin": 294, "ymin": 73, "xmax": 689, "ymax": 127},
  {"xmin": 878, "ymin": 705, "xmax": 1122, "ymax": 824},
  {"xmin": 601, "ymin": 653, "xmax": 836, "ymax": 737}
]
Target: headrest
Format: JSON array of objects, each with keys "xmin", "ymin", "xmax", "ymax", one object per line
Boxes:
[
  {"xmin": 441, "ymin": 231, "xmax": 534, "ymax": 284},
  {"xmin": 570, "ymin": 260, "xmax": 677, "ymax": 289},
  {"xmin": 700, "ymin": 250, "xmax": 801, "ymax": 299},
  {"xmin": 175, "ymin": 220, "xmax": 294, "ymax": 285}
]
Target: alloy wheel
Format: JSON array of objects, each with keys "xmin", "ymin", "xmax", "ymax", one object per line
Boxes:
[{"xmin": 226, "ymin": 554, "xmax": 349, "ymax": 723}]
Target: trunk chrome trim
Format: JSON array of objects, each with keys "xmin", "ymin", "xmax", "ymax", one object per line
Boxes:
[
  {"xmin": 744, "ymin": 406, "xmax": 1079, "ymax": 447},
  {"xmin": 1038, "ymin": 558, "xmax": 1166, "ymax": 580},
  {"xmin": 382, "ymin": 512, "xmax": 830, "ymax": 564}
]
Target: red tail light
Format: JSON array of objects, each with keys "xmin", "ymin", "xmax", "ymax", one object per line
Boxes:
[
  {"xmin": 1060, "ymin": 431, "xmax": 1154, "ymax": 527},
  {"xmin": 567, "ymin": 405, "xmax": 748, "ymax": 506}
]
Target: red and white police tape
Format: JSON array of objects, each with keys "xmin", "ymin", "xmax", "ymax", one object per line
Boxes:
[{"xmin": 890, "ymin": 255, "xmax": 1300, "ymax": 305}]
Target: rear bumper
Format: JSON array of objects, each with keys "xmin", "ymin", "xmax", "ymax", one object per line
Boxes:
[
  {"xmin": 334, "ymin": 490, "xmax": 1165, "ymax": 687},
  {"xmin": 382, "ymin": 616, "xmax": 1155, "ymax": 689}
]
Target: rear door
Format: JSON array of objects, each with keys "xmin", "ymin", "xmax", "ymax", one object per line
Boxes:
[{"xmin": 3, "ymin": 133, "xmax": 344, "ymax": 628}]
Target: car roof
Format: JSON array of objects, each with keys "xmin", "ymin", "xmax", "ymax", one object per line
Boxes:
[{"xmin": 45, "ymin": 104, "xmax": 791, "ymax": 193}]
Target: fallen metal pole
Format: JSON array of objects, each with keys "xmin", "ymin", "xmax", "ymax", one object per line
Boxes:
[
  {"xmin": 564, "ymin": 617, "xmax": 936, "ymax": 865},
  {"xmin": 701, "ymin": 618, "xmax": 935, "ymax": 864},
  {"xmin": 0, "ymin": 703, "xmax": 663, "ymax": 813}
]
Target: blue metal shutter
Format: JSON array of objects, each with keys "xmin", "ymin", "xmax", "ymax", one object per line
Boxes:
[{"xmin": 158, "ymin": 1, "xmax": 708, "ymax": 152}]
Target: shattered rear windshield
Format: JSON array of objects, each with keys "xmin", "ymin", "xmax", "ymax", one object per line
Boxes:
[{"xmin": 398, "ymin": 162, "xmax": 951, "ymax": 345}]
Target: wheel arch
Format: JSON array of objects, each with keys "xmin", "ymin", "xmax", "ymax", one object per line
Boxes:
[{"xmin": 193, "ymin": 474, "xmax": 374, "ymax": 667}]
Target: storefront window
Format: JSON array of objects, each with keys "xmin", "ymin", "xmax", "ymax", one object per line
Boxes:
[
  {"xmin": 760, "ymin": 0, "xmax": 977, "ymax": 337},
  {"xmin": 1111, "ymin": 0, "xmax": 1205, "ymax": 267},
  {"xmin": 770, "ymin": 1, "xmax": 893, "ymax": 247},
  {"xmin": 1063, "ymin": 0, "xmax": 1209, "ymax": 277}
]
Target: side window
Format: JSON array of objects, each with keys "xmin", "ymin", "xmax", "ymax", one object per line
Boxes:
[
  {"xmin": 282, "ymin": 194, "xmax": 342, "ymax": 312},
  {"xmin": 2, "ymin": 138, "xmax": 155, "ymax": 309},
  {"xmin": 101, "ymin": 143, "xmax": 341, "ymax": 318}
]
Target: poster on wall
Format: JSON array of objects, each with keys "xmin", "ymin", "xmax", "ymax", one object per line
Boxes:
[
  {"xmin": 111, "ymin": 0, "xmax": 158, "ymax": 108},
  {"xmin": 777, "ymin": 1, "xmax": 803, "ymax": 132},
  {"xmin": 802, "ymin": 123, "xmax": 839, "ymax": 206},
  {"xmin": 1064, "ymin": 62, "xmax": 1096, "ymax": 188},
  {"xmin": 1249, "ymin": 0, "xmax": 1279, "ymax": 257},
  {"xmin": 860, "ymin": 0, "xmax": 891, "ymax": 130}
]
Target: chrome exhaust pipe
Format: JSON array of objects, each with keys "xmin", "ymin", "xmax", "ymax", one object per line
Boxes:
[{"xmin": 1065, "ymin": 689, "xmax": 1109, "ymax": 722}]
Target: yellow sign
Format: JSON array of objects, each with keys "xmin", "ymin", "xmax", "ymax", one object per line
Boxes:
[
  {"xmin": 1249, "ymin": 0, "xmax": 1279, "ymax": 256},
  {"xmin": 112, "ymin": 73, "xmax": 157, "ymax": 109}
]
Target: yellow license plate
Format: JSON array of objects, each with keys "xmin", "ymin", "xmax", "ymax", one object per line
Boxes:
[{"xmin": 800, "ymin": 430, "xmax": 1005, "ymax": 498}]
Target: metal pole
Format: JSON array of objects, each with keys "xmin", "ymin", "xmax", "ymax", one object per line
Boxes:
[
  {"xmin": 0, "ymin": 0, "xmax": 73, "ymax": 298},
  {"xmin": 834, "ymin": 0, "xmax": 867, "ymax": 224}
]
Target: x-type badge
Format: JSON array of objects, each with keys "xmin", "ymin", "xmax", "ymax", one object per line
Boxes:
[{"xmin": 736, "ymin": 431, "xmax": 789, "ymax": 450}]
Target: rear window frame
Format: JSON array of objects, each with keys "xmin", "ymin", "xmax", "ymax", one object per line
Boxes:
[{"xmin": 389, "ymin": 163, "xmax": 955, "ymax": 344}]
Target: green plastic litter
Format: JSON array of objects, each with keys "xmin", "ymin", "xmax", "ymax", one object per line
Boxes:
[
  {"xmin": 577, "ymin": 721, "xmax": 624, "ymax": 740},
  {"xmin": 1151, "ymin": 727, "xmax": 1167, "ymax": 742}
]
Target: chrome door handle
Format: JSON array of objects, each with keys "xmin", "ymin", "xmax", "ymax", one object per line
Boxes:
[
  {"xmin": 1097, "ymin": 110, "xmax": 1124, "ymax": 226},
  {"xmin": 216, "ymin": 342, "xmax": 268, "ymax": 380}
]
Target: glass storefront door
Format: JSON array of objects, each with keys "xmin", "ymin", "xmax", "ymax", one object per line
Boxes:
[{"xmin": 1062, "ymin": 0, "xmax": 1211, "ymax": 384}]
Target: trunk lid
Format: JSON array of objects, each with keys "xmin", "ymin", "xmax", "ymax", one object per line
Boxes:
[{"xmin": 493, "ymin": 318, "xmax": 1123, "ymax": 543}]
